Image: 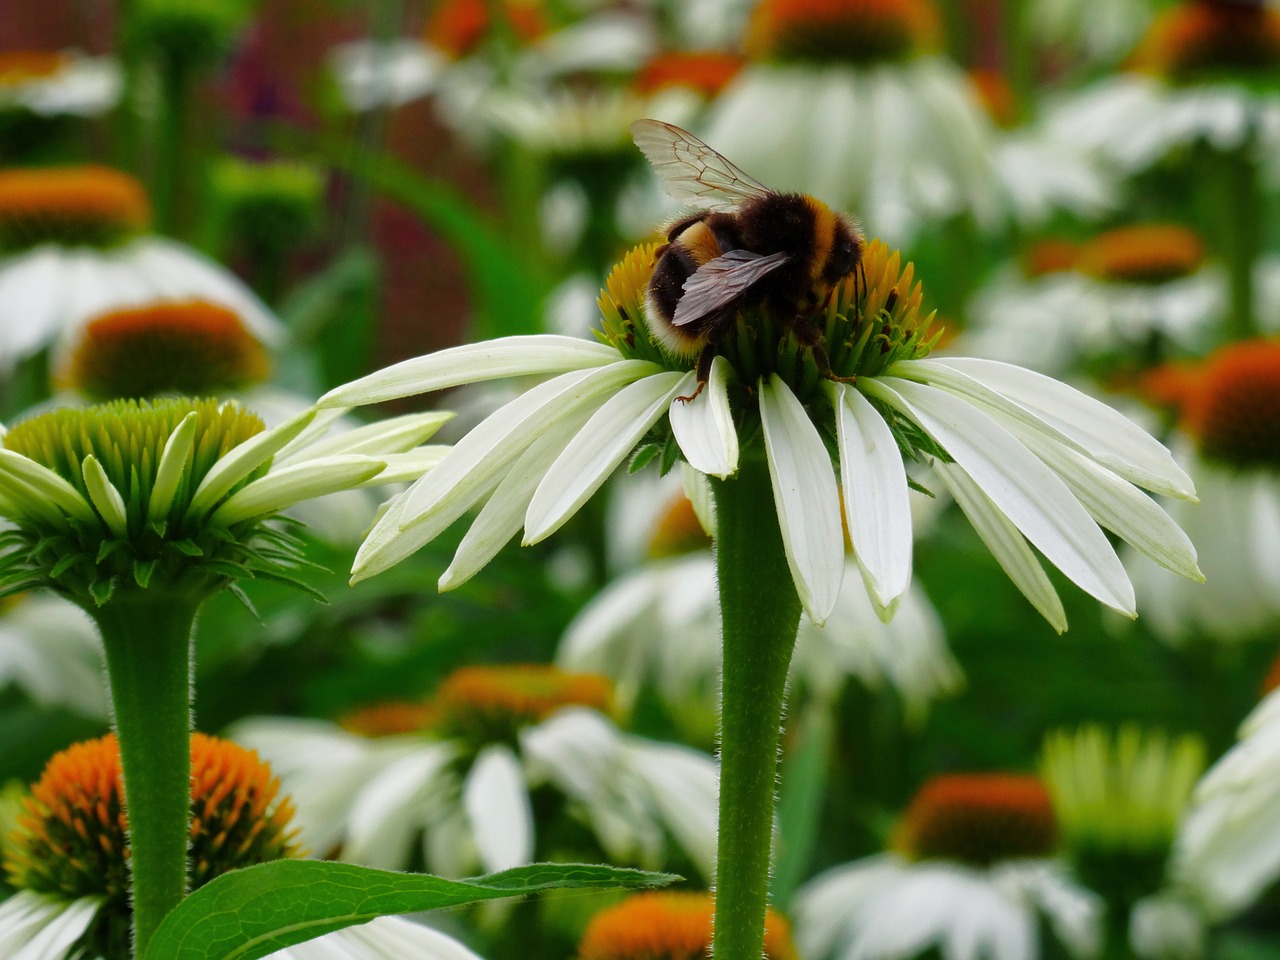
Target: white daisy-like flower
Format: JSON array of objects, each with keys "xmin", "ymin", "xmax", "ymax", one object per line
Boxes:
[
  {"xmin": 1044, "ymin": 1, "xmax": 1280, "ymax": 178},
  {"xmin": 231, "ymin": 664, "xmax": 718, "ymax": 880},
  {"xmin": 0, "ymin": 51, "xmax": 122, "ymax": 117},
  {"xmin": 327, "ymin": 235, "xmax": 1199, "ymax": 634},
  {"xmin": 964, "ymin": 225, "xmax": 1229, "ymax": 375},
  {"xmin": 559, "ymin": 547, "xmax": 961, "ymax": 730},
  {"xmin": 0, "ymin": 592, "xmax": 106, "ymax": 719},
  {"xmin": 794, "ymin": 774, "xmax": 1102, "ymax": 960},
  {"xmin": 0, "ymin": 394, "xmax": 447, "ymax": 610},
  {"xmin": 1125, "ymin": 340, "xmax": 1280, "ymax": 642},
  {"xmin": 0, "ymin": 733, "xmax": 488, "ymax": 960},
  {"xmin": 0, "ymin": 166, "xmax": 281, "ymax": 372},
  {"xmin": 328, "ymin": 39, "xmax": 446, "ymax": 112},
  {"xmin": 1173, "ymin": 686, "xmax": 1280, "ymax": 920},
  {"xmin": 696, "ymin": 0, "xmax": 1002, "ymax": 242}
]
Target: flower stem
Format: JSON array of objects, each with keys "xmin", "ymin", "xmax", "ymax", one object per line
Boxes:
[
  {"xmin": 1209, "ymin": 142, "xmax": 1261, "ymax": 342},
  {"xmin": 711, "ymin": 455, "xmax": 802, "ymax": 960},
  {"xmin": 94, "ymin": 591, "xmax": 201, "ymax": 957}
]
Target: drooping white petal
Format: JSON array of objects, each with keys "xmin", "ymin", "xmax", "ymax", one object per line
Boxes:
[
  {"xmin": 759, "ymin": 374, "xmax": 844, "ymax": 625},
  {"xmin": 525, "ymin": 370, "xmax": 686, "ymax": 544},
  {"xmin": 828, "ymin": 382, "xmax": 913, "ymax": 612},
  {"xmin": 148, "ymin": 412, "xmax": 197, "ymax": 521},
  {"xmin": 463, "ymin": 744, "xmax": 534, "ymax": 873},
  {"xmin": 669, "ymin": 356, "xmax": 739, "ymax": 479},
  {"xmin": 403, "ymin": 361, "xmax": 657, "ymax": 529},
  {"xmin": 188, "ymin": 407, "xmax": 319, "ymax": 517},
  {"xmin": 440, "ymin": 408, "xmax": 595, "ymax": 590},
  {"xmin": 210, "ymin": 456, "xmax": 387, "ymax": 526},
  {"xmin": 318, "ymin": 335, "xmax": 621, "ymax": 408},
  {"xmin": 0, "ymin": 450, "xmax": 96, "ymax": 525},
  {"xmin": 351, "ymin": 490, "xmax": 422, "ymax": 583},
  {"xmin": 277, "ymin": 916, "xmax": 488, "ymax": 960},
  {"xmin": 908, "ymin": 357, "xmax": 1195, "ymax": 499},
  {"xmin": 80, "ymin": 456, "xmax": 128, "ymax": 537},
  {"xmin": 278, "ymin": 411, "xmax": 454, "ymax": 463},
  {"xmin": 869, "ymin": 376, "xmax": 1135, "ymax": 616},
  {"xmin": 270, "ymin": 406, "xmax": 351, "ymax": 463},
  {"xmin": 933, "ymin": 461, "xmax": 1068, "ymax": 633},
  {"xmin": 1012, "ymin": 424, "xmax": 1202, "ymax": 582}
]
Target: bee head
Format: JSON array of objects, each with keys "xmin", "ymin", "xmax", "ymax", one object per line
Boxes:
[{"xmin": 823, "ymin": 214, "xmax": 863, "ymax": 285}]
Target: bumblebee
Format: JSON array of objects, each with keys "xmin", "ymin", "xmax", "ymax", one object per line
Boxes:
[{"xmin": 631, "ymin": 119, "xmax": 864, "ymax": 396}]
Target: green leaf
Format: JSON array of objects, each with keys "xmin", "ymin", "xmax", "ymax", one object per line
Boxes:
[{"xmin": 144, "ymin": 861, "xmax": 678, "ymax": 960}]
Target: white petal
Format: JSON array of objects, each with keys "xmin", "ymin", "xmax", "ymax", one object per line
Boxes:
[
  {"xmin": 829, "ymin": 382, "xmax": 913, "ymax": 611},
  {"xmin": 524, "ymin": 370, "xmax": 686, "ymax": 544},
  {"xmin": 440, "ymin": 407, "xmax": 595, "ymax": 590},
  {"xmin": 351, "ymin": 490, "xmax": 423, "ymax": 583},
  {"xmin": 148, "ymin": 412, "xmax": 197, "ymax": 521},
  {"xmin": 188, "ymin": 406, "xmax": 319, "ymax": 517},
  {"xmin": 80, "ymin": 456, "xmax": 128, "ymax": 537},
  {"xmin": 1013, "ymin": 425, "xmax": 1202, "ymax": 582},
  {"xmin": 403, "ymin": 361, "xmax": 657, "ymax": 526},
  {"xmin": 0, "ymin": 893, "xmax": 101, "ymax": 960},
  {"xmin": 912, "ymin": 357, "xmax": 1195, "ymax": 499},
  {"xmin": 869, "ymin": 376, "xmax": 1135, "ymax": 616},
  {"xmin": 759, "ymin": 374, "xmax": 844, "ymax": 624},
  {"xmin": 463, "ymin": 744, "xmax": 534, "ymax": 872},
  {"xmin": 0, "ymin": 449, "xmax": 96, "ymax": 525},
  {"xmin": 933, "ymin": 461, "xmax": 1068, "ymax": 633},
  {"xmin": 280, "ymin": 411, "xmax": 454, "ymax": 463},
  {"xmin": 318, "ymin": 335, "xmax": 621, "ymax": 408},
  {"xmin": 669, "ymin": 356, "xmax": 739, "ymax": 479},
  {"xmin": 358, "ymin": 448, "xmax": 451, "ymax": 486},
  {"xmin": 211, "ymin": 455, "xmax": 388, "ymax": 526}
]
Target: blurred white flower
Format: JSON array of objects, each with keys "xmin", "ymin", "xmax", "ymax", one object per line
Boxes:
[
  {"xmin": 0, "ymin": 167, "xmax": 280, "ymax": 372},
  {"xmin": 964, "ymin": 226, "xmax": 1229, "ymax": 375},
  {"xmin": 795, "ymin": 774, "xmax": 1100, "ymax": 960},
  {"xmin": 1125, "ymin": 339, "xmax": 1280, "ymax": 642},
  {"xmin": 328, "ymin": 39, "xmax": 445, "ymax": 112},
  {"xmin": 0, "ymin": 51, "xmax": 121, "ymax": 117},
  {"xmin": 1025, "ymin": 0, "xmax": 1155, "ymax": 67},
  {"xmin": 231, "ymin": 666, "xmax": 718, "ymax": 880},
  {"xmin": 1044, "ymin": 2, "xmax": 1280, "ymax": 179},
  {"xmin": 559, "ymin": 550, "xmax": 961, "ymax": 729},
  {"xmin": 0, "ymin": 593, "xmax": 105, "ymax": 718}
]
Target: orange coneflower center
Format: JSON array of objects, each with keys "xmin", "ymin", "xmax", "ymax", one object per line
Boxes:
[
  {"xmin": 1131, "ymin": 0, "xmax": 1280, "ymax": 83},
  {"xmin": 424, "ymin": 0, "xmax": 547, "ymax": 59},
  {"xmin": 1075, "ymin": 224, "xmax": 1204, "ymax": 284},
  {"xmin": 339, "ymin": 700, "xmax": 439, "ymax": 738},
  {"xmin": 746, "ymin": 0, "xmax": 942, "ymax": 66},
  {"xmin": 0, "ymin": 166, "xmax": 150, "ymax": 252},
  {"xmin": 4, "ymin": 733, "xmax": 298, "ymax": 904},
  {"xmin": 895, "ymin": 773, "xmax": 1059, "ymax": 866},
  {"xmin": 434, "ymin": 664, "xmax": 614, "ymax": 744},
  {"xmin": 579, "ymin": 891, "xmax": 798, "ymax": 960},
  {"xmin": 1180, "ymin": 339, "xmax": 1280, "ymax": 469},
  {"xmin": 647, "ymin": 493, "xmax": 712, "ymax": 559},
  {"xmin": 635, "ymin": 52, "xmax": 744, "ymax": 97},
  {"xmin": 1021, "ymin": 238, "xmax": 1081, "ymax": 278},
  {"xmin": 61, "ymin": 300, "xmax": 272, "ymax": 401},
  {"xmin": 0, "ymin": 51, "xmax": 67, "ymax": 85}
]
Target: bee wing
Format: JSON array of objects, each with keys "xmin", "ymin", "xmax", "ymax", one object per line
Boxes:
[
  {"xmin": 631, "ymin": 119, "xmax": 773, "ymax": 211},
  {"xmin": 673, "ymin": 249, "xmax": 792, "ymax": 328}
]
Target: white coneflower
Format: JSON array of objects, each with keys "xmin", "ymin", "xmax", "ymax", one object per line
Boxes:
[
  {"xmin": 232, "ymin": 664, "xmax": 718, "ymax": 881},
  {"xmin": 794, "ymin": 773, "xmax": 1101, "ymax": 960},
  {"xmin": 0, "ymin": 50, "xmax": 121, "ymax": 117},
  {"xmin": 0, "ymin": 593, "xmax": 106, "ymax": 719},
  {"xmin": 0, "ymin": 166, "xmax": 280, "ymax": 371},
  {"xmin": 696, "ymin": 0, "xmax": 1002, "ymax": 242},
  {"xmin": 0, "ymin": 733, "xmax": 487, "ymax": 960}
]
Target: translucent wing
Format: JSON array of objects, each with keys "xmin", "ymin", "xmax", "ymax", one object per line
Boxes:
[
  {"xmin": 673, "ymin": 249, "xmax": 791, "ymax": 327},
  {"xmin": 631, "ymin": 119, "xmax": 773, "ymax": 211}
]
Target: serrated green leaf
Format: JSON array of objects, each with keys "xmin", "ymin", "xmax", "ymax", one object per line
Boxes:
[
  {"xmin": 629, "ymin": 444, "xmax": 661, "ymax": 474},
  {"xmin": 170, "ymin": 540, "xmax": 204, "ymax": 557},
  {"xmin": 89, "ymin": 577, "xmax": 116, "ymax": 606},
  {"xmin": 144, "ymin": 861, "xmax": 678, "ymax": 960},
  {"xmin": 133, "ymin": 558, "xmax": 158, "ymax": 588}
]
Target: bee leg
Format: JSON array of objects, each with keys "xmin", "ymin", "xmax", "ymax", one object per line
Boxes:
[
  {"xmin": 791, "ymin": 316, "xmax": 856, "ymax": 386},
  {"xmin": 676, "ymin": 345, "xmax": 715, "ymax": 403},
  {"xmin": 813, "ymin": 341, "xmax": 857, "ymax": 385}
]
